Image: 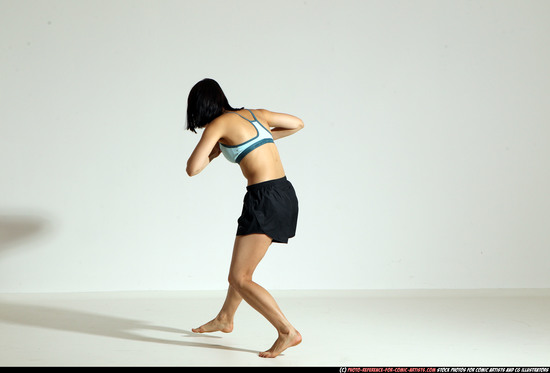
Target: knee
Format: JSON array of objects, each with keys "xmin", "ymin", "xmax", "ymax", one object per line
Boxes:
[{"xmin": 228, "ymin": 272, "xmax": 251, "ymax": 292}]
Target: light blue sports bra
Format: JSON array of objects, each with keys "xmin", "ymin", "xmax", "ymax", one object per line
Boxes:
[{"xmin": 219, "ymin": 110, "xmax": 274, "ymax": 164}]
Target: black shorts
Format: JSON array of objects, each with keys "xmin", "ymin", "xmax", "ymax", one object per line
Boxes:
[{"xmin": 236, "ymin": 176, "xmax": 298, "ymax": 244}]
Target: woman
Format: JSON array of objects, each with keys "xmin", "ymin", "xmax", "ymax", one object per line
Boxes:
[{"xmin": 185, "ymin": 78, "xmax": 304, "ymax": 358}]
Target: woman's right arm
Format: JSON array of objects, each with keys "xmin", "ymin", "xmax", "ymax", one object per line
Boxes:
[{"xmin": 258, "ymin": 109, "xmax": 304, "ymax": 140}]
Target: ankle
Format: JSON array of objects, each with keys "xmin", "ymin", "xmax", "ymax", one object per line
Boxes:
[
  {"xmin": 216, "ymin": 313, "xmax": 233, "ymax": 323},
  {"xmin": 277, "ymin": 325, "xmax": 295, "ymax": 336}
]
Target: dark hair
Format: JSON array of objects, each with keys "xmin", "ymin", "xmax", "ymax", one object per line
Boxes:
[{"xmin": 186, "ymin": 78, "xmax": 242, "ymax": 133}]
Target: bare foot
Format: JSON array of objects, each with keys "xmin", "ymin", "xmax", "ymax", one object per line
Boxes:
[
  {"xmin": 192, "ymin": 317, "xmax": 233, "ymax": 333},
  {"xmin": 259, "ymin": 329, "xmax": 302, "ymax": 358}
]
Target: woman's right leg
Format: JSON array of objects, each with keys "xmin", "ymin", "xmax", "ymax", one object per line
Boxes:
[{"xmin": 227, "ymin": 233, "xmax": 301, "ymax": 358}]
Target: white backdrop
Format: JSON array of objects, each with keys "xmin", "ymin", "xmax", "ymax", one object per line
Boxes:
[{"xmin": 1, "ymin": 0, "xmax": 549, "ymax": 292}]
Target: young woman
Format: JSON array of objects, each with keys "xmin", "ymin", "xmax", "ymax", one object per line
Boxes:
[{"xmin": 185, "ymin": 78, "xmax": 304, "ymax": 358}]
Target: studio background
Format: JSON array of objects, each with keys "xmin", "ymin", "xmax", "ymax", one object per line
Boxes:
[{"xmin": 1, "ymin": 0, "xmax": 549, "ymax": 293}]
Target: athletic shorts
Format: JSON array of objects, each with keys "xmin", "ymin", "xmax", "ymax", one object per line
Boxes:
[{"xmin": 236, "ymin": 176, "xmax": 298, "ymax": 244}]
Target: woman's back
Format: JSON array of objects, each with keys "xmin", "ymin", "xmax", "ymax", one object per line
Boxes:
[
  {"xmin": 217, "ymin": 109, "xmax": 286, "ymax": 185},
  {"xmin": 186, "ymin": 99, "xmax": 303, "ymax": 183}
]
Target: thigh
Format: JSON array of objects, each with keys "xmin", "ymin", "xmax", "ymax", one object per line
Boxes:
[{"xmin": 229, "ymin": 233, "xmax": 272, "ymax": 281}]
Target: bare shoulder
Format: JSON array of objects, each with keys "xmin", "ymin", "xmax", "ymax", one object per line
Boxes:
[
  {"xmin": 205, "ymin": 113, "xmax": 230, "ymax": 134},
  {"xmin": 255, "ymin": 108, "xmax": 272, "ymax": 119},
  {"xmin": 255, "ymin": 109, "xmax": 304, "ymax": 130}
]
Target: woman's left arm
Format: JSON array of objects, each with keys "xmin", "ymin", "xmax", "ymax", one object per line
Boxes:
[{"xmin": 186, "ymin": 121, "xmax": 223, "ymax": 177}]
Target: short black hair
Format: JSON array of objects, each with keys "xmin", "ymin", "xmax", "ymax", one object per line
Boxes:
[{"xmin": 186, "ymin": 78, "xmax": 242, "ymax": 133}]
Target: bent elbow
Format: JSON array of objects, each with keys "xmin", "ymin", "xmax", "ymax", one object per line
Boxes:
[{"xmin": 186, "ymin": 164, "xmax": 198, "ymax": 177}]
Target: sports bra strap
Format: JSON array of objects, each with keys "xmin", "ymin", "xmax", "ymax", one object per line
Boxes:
[
  {"xmin": 248, "ymin": 109, "xmax": 259, "ymax": 122},
  {"xmin": 231, "ymin": 109, "xmax": 258, "ymax": 123}
]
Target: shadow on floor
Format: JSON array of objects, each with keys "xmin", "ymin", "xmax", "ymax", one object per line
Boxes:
[
  {"xmin": 0, "ymin": 214, "xmax": 259, "ymax": 355},
  {"xmin": 0, "ymin": 300, "xmax": 259, "ymax": 355}
]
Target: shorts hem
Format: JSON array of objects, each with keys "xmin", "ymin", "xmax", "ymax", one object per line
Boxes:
[{"xmin": 236, "ymin": 231, "xmax": 292, "ymax": 244}]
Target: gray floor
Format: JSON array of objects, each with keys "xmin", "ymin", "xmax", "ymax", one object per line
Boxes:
[{"xmin": 0, "ymin": 289, "xmax": 549, "ymax": 367}]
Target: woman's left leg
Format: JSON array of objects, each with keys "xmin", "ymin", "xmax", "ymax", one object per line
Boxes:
[
  {"xmin": 191, "ymin": 284, "xmax": 242, "ymax": 333},
  {"xmin": 192, "ymin": 234, "xmax": 247, "ymax": 333}
]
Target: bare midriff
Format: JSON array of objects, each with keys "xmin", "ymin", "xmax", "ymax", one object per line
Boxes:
[{"xmin": 239, "ymin": 142, "xmax": 286, "ymax": 186}]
